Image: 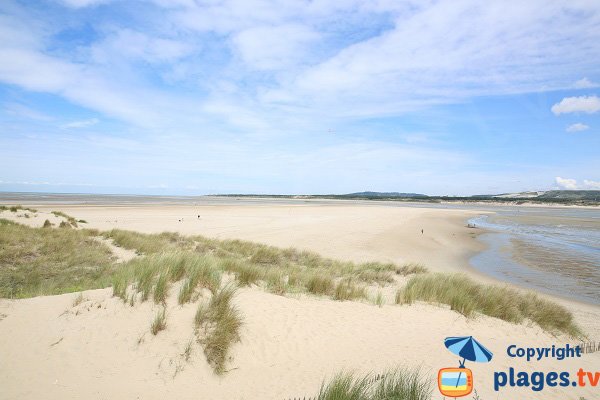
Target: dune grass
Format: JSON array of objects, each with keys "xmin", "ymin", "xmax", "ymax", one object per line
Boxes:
[
  {"xmin": 150, "ymin": 308, "xmax": 167, "ymax": 335},
  {"xmin": 0, "ymin": 219, "xmax": 115, "ymax": 298},
  {"xmin": 334, "ymin": 279, "xmax": 367, "ymax": 301},
  {"xmin": 306, "ymin": 274, "xmax": 335, "ymax": 295},
  {"xmin": 153, "ymin": 271, "xmax": 170, "ymax": 304},
  {"xmin": 194, "ymin": 285, "xmax": 243, "ymax": 374},
  {"xmin": 103, "ymin": 229, "xmax": 424, "ymax": 300},
  {"xmin": 396, "ymin": 273, "xmax": 581, "ymax": 336},
  {"xmin": 316, "ymin": 368, "xmax": 431, "ymax": 400},
  {"xmin": 103, "ymin": 229, "xmax": 195, "ymax": 254},
  {"xmin": 0, "ymin": 205, "xmax": 38, "ymax": 213},
  {"xmin": 51, "ymin": 211, "xmax": 79, "ymax": 228}
]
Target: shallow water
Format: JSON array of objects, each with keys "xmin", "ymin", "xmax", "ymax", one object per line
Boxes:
[{"xmin": 468, "ymin": 208, "xmax": 600, "ymax": 305}]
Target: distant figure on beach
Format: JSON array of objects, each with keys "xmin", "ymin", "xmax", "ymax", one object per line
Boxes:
[
  {"xmin": 421, "ymin": 229, "xmax": 424, "ymax": 234},
  {"xmin": 197, "ymin": 215, "xmax": 200, "ymax": 219}
]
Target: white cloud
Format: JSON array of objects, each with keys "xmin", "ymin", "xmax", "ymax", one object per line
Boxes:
[
  {"xmin": 566, "ymin": 123, "xmax": 590, "ymax": 132},
  {"xmin": 573, "ymin": 77, "xmax": 597, "ymax": 89},
  {"xmin": 58, "ymin": 0, "xmax": 113, "ymax": 8},
  {"xmin": 61, "ymin": 118, "xmax": 100, "ymax": 129},
  {"xmin": 583, "ymin": 180, "xmax": 600, "ymax": 189},
  {"xmin": 91, "ymin": 29, "xmax": 194, "ymax": 65},
  {"xmin": 551, "ymin": 95, "xmax": 600, "ymax": 115},
  {"xmin": 555, "ymin": 177, "xmax": 600, "ymax": 190},
  {"xmin": 555, "ymin": 176, "xmax": 578, "ymax": 189},
  {"xmin": 232, "ymin": 24, "xmax": 319, "ymax": 70}
]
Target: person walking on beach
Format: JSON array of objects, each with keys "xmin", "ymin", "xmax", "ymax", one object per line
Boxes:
[{"xmin": 421, "ymin": 229, "xmax": 424, "ymax": 234}]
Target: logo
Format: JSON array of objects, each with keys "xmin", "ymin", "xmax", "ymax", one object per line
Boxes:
[{"xmin": 438, "ymin": 336, "xmax": 493, "ymax": 397}]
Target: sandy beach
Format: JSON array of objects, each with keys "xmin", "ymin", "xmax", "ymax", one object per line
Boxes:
[{"xmin": 0, "ymin": 199, "xmax": 599, "ymax": 400}]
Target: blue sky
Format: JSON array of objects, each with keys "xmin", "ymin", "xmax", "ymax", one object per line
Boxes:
[{"xmin": 0, "ymin": 0, "xmax": 599, "ymax": 195}]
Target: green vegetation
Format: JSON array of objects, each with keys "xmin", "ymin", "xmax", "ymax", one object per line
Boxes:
[
  {"xmin": 315, "ymin": 368, "xmax": 431, "ymax": 400},
  {"xmin": 334, "ymin": 279, "xmax": 367, "ymax": 301},
  {"xmin": 43, "ymin": 219, "xmax": 52, "ymax": 228},
  {"xmin": 396, "ymin": 273, "xmax": 581, "ymax": 336},
  {"xmin": 104, "ymin": 229, "xmax": 424, "ymax": 296},
  {"xmin": 51, "ymin": 211, "xmax": 79, "ymax": 227},
  {"xmin": 373, "ymin": 291, "xmax": 385, "ymax": 308},
  {"xmin": 150, "ymin": 308, "xmax": 167, "ymax": 335},
  {"xmin": 0, "ymin": 205, "xmax": 38, "ymax": 213},
  {"xmin": 194, "ymin": 285, "xmax": 243, "ymax": 374},
  {"xmin": 0, "ymin": 219, "xmax": 115, "ymax": 298},
  {"xmin": 103, "ymin": 229, "xmax": 195, "ymax": 254}
]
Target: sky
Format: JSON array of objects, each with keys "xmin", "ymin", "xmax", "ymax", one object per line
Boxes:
[{"xmin": 0, "ymin": 0, "xmax": 599, "ymax": 196}]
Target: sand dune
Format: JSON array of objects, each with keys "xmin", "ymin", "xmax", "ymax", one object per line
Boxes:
[{"xmin": 1, "ymin": 201, "xmax": 598, "ymax": 399}]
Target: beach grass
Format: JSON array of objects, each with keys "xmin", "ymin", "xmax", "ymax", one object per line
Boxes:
[
  {"xmin": 0, "ymin": 219, "xmax": 115, "ymax": 298},
  {"xmin": 0, "ymin": 205, "xmax": 38, "ymax": 213},
  {"xmin": 194, "ymin": 285, "xmax": 243, "ymax": 374},
  {"xmin": 51, "ymin": 211, "xmax": 79, "ymax": 227},
  {"xmin": 396, "ymin": 273, "xmax": 581, "ymax": 336},
  {"xmin": 150, "ymin": 308, "xmax": 167, "ymax": 335},
  {"xmin": 103, "ymin": 229, "xmax": 195, "ymax": 254},
  {"xmin": 315, "ymin": 368, "xmax": 431, "ymax": 400},
  {"xmin": 334, "ymin": 279, "xmax": 367, "ymax": 301}
]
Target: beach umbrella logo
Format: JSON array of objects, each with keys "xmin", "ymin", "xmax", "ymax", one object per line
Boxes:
[{"xmin": 438, "ymin": 336, "xmax": 493, "ymax": 398}]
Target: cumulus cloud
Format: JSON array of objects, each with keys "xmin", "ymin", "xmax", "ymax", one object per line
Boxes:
[
  {"xmin": 555, "ymin": 176, "xmax": 578, "ymax": 189},
  {"xmin": 60, "ymin": 118, "xmax": 99, "ymax": 129},
  {"xmin": 574, "ymin": 77, "xmax": 597, "ymax": 89},
  {"xmin": 551, "ymin": 95, "xmax": 600, "ymax": 115},
  {"xmin": 556, "ymin": 177, "xmax": 600, "ymax": 190},
  {"xmin": 566, "ymin": 123, "xmax": 590, "ymax": 132}
]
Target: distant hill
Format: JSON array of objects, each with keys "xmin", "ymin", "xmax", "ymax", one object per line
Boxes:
[
  {"xmin": 214, "ymin": 190, "xmax": 599, "ymax": 205},
  {"xmin": 344, "ymin": 191, "xmax": 428, "ymax": 198},
  {"xmin": 536, "ymin": 190, "xmax": 600, "ymax": 201}
]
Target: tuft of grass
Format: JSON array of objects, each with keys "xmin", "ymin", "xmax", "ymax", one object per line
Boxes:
[
  {"xmin": 153, "ymin": 271, "xmax": 169, "ymax": 304},
  {"xmin": 306, "ymin": 274, "xmax": 334, "ymax": 295},
  {"xmin": 373, "ymin": 291, "xmax": 385, "ymax": 308},
  {"xmin": 230, "ymin": 261, "xmax": 263, "ymax": 286},
  {"xmin": 194, "ymin": 285, "xmax": 243, "ymax": 374},
  {"xmin": 178, "ymin": 256, "xmax": 222, "ymax": 304},
  {"xmin": 43, "ymin": 219, "xmax": 52, "ymax": 228},
  {"xmin": 182, "ymin": 339, "xmax": 194, "ymax": 361},
  {"xmin": 334, "ymin": 279, "xmax": 367, "ymax": 301},
  {"xmin": 52, "ymin": 211, "xmax": 78, "ymax": 227},
  {"xmin": 265, "ymin": 270, "xmax": 288, "ymax": 295},
  {"xmin": 250, "ymin": 246, "xmax": 282, "ymax": 265},
  {"xmin": 316, "ymin": 368, "xmax": 431, "ymax": 400},
  {"xmin": 112, "ymin": 273, "xmax": 130, "ymax": 301},
  {"xmin": 59, "ymin": 221, "xmax": 71, "ymax": 228},
  {"xmin": 396, "ymin": 263, "xmax": 428, "ymax": 276},
  {"xmin": 396, "ymin": 273, "xmax": 581, "ymax": 336},
  {"xmin": 150, "ymin": 308, "xmax": 167, "ymax": 335}
]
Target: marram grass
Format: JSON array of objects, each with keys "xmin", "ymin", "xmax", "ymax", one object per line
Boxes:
[
  {"xmin": 316, "ymin": 368, "xmax": 431, "ymax": 400},
  {"xmin": 396, "ymin": 273, "xmax": 581, "ymax": 337}
]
